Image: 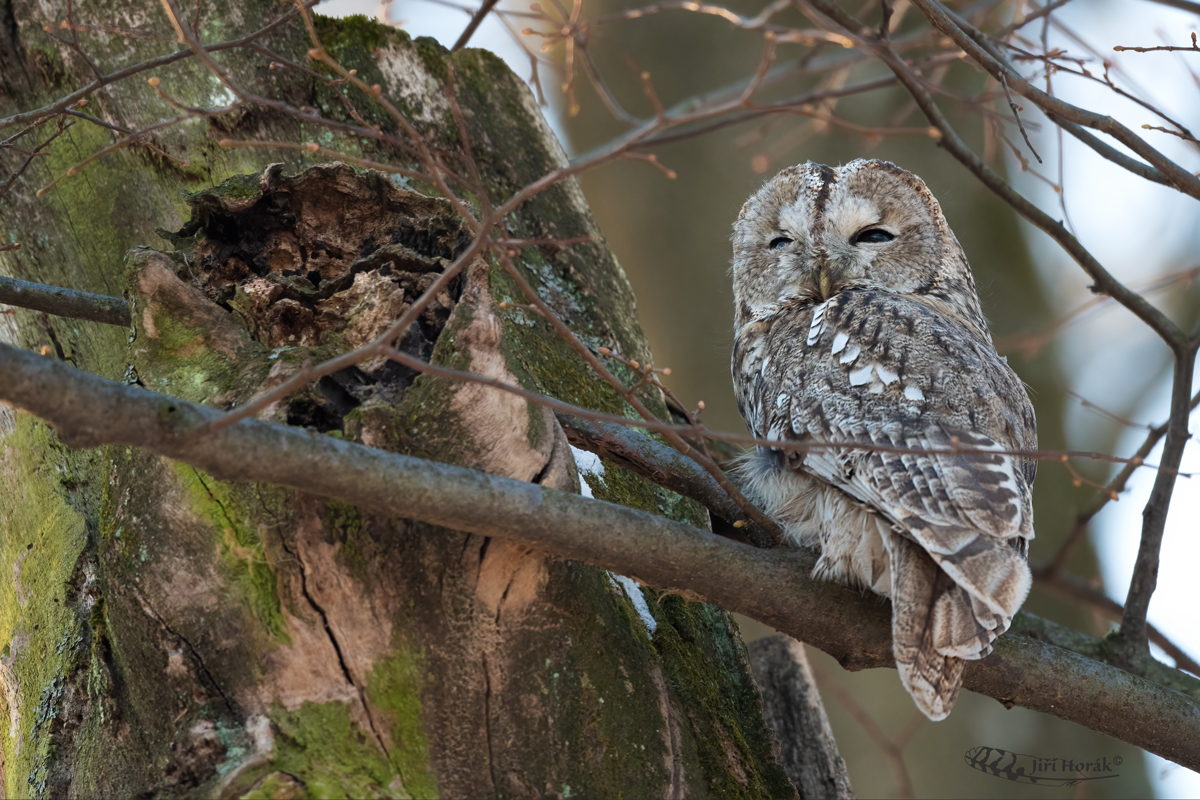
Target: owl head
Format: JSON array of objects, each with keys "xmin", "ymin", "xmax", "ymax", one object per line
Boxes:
[{"xmin": 732, "ymin": 159, "xmax": 988, "ymax": 338}]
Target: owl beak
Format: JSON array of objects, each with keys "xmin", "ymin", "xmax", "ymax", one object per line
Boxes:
[
  {"xmin": 807, "ymin": 252, "xmax": 836, "ymax": 301},
  {"xmin": 817, "ymin": 269, "xmax": 833, "ymax": 301}
]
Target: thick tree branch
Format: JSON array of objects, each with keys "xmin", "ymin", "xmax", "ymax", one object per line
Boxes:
[
  {"xmin": 1035, "ymin": 569, "xmax": 1200, "ymax": 678},
  {"xmin": 0, "ymin": 271, "xmax": 1160, "ymax": 476},
  {"xmin": 0, "ymin": 275, "xmax": 131, "ymax": 326},
  {"xmin": 1044, "ymin": 114, "xmax": 1172, "ymax": 188},
  {"xmin": 560, "ymin": 409, "xmax": 1200, "ymax": 680},
  {"xmin": 1144, "ymin": 0, "xmax": 1200, "ymax": 14},
  {"xmin": 1, "ymin": 342, "xmax": 1198, "ymax": 768},
  {"xmin": 558, "ymin": 413, "xmax": 763, "ymax": 541}
]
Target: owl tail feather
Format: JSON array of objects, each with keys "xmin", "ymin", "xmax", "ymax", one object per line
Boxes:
[
  {"xmin": 903, "ymin": 516, "xmax": 1033, "ymax": 623},
  {"xmin": 887, "ymin": 535, "xmax": 969, "ymax": 721}
]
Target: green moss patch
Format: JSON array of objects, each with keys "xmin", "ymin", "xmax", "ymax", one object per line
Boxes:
[
  {"xmin": 0, "ymin": 419, "xmax": 92, "ymax": 798},
  {"xmin": 170, "ymin": 463, "xmax": 289, "ymax": 643},
  {"xmin": 653, "ymin": 598, "xmax": 793, "ymax": 798},
  {"xmin": 265, "ymin": 700, "xmax": 407, "ymax": 799},
  {"xmin": 366, "ymin": 646, "xmax": 438, "ymax": 799}
]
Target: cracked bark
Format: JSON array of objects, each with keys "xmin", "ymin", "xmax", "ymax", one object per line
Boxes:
[
  {"xmin": 133, "ymin": 589, "xmax": 238, "ymax": 718},
  {"xmin": 274, "ymin": 529, "xmax": 393, "ymax": 762},
  {"xmin": 0, "ymin": 1, "xmax": 800, "ymax": 796}
]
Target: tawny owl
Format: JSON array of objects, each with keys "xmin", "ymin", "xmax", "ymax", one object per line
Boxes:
[{"xmin": 730, "ymin": 159, "xmax": 1036, "ymax": 720}]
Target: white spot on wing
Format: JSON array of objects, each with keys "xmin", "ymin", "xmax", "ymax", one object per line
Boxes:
[
  {"xmin": 848, "ymin": 365, "xmax": 873, "ymax": 386},
  {"xmin": 831, "ymin": 330, "xmax": 849, "ymax": 355},
  {"xmin": 807, "ymin": 299, "xmax": 830, "ymax": 346},
  {"xmin": 904, "ymin": 384, "xmax": 925, "ymax": 401},
  {"xmin": 840, "ymin": 343, "xmax": 861, "ymax": 364},
  {"xmin": 876, "ymin": 365, "xmax": 900, "ymax": 385}
]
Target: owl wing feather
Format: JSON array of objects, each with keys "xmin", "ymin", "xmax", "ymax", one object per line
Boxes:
[
  {"xmin": 799, "ymin": 420, "xmax": 1032, "ymax": 603},
  {"xmin": 743, "ymin": 290, "xmax": 1035, "ymax": 716},
  {"xmin": 796, "ymin": 420, "xmax": 1030, "ymax": 661}
]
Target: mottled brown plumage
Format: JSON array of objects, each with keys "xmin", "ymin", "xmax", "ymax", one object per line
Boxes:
[{"xmin": 730, "ymin": 159, "xmax": 1036, "ymax": 720}]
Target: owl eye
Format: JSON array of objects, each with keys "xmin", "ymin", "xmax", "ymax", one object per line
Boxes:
[
  {"xmin": 853, "ymin": 228, "xmax": 895, "ymax": 245},
  {"xmin": 769, "ymin": 236, "xmax": 792, "ymax": 250}
]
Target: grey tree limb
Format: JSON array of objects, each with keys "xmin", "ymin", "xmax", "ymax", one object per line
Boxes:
[
  {"xmin": 557, "ymin": 413, "xmax": 755, "ymax": 536},
  {"xmin": 1142, "ymin": 0, "xmax": 1200, "ymax": 11},
  {"xmin": 560, "ymin": 412, "xmax": 1200, "ymax": 679},
  {"xmin": 1141, "ymin": 0, "xmax": 1200, "ymax": 16},
  {"xmin": 749, "ymin": 636, "xmax": 855, "ymax": 800},
  {"xmin": 0, "ymin": 341, "xmax": 1198, "ymax": 768},
  {"xmin": 0, "ymin": 274, "xmax": 131, "ymax": 327}
]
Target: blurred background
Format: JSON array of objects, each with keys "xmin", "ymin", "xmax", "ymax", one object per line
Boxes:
[{"xmin": 319, "ymin": 0, "xmax": 1200, "ymax": 795}]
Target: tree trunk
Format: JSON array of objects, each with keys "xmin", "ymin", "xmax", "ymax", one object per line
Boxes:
[
  {"xmin": 748, "ymin": 637, "xmax": 852, "ymax": 800},
  {"xmin": 0, "ymin": 2, "xmax": 810, "ymax": 797}
]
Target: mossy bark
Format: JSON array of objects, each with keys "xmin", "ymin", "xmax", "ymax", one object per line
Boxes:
[{"xmin": 0, "ymin": 2, "xmax": 795, "ymax": 798}]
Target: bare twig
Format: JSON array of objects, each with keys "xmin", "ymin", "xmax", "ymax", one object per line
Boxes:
[
  {"xmin": 453, "ymin": 0, "xmax": 502, "ymax": 51},
  {"xmin": 996, "ymin": 263, "xmax": 1200, "ymax": 358},
  {"xmin": 0, "ymin": 116, "xmax": 72, "ymax": 201},
  {"xmin": 1042, "ymin": 387, "xmax": 1200, "ymax": 579},
  {"xmin": 1143, "ymin": 123, "xmax": 1200, "ymax": 144},
  {"xmin": 917, "ymin": 0, "xmax": 1200, "ymax": 207},
  {"xmin": 1003, "ymin": 46, "xmax": 1200, "ymax": 144},
  {"xmin": 36, "ymin": 109, "xmax": 215, "ymax": 197},
  {"xmin": 2, "ymin": 265, "xmax": 1186, "ymax": 483},
  {"xmin": 490, "ymin": 245, "xmax": 784, "ymax": 543},
  {"xmin": 998, "ymin": 73, "xmax": 1042, "ymax": 163},
  {"xmin": 1114, "ymin": 33, "xmax": 1200, "ymax": 53},
  {"xmin": 993, "ymin": 0, "xmax": 1077, "ymax": 38},
  {"xmin": 1, "ymin": 1, "xmax": 321, "ymax": 132},
  {"xmin": 802, "ymin": 0, "xmax": 1187, "ymax": 351}
]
